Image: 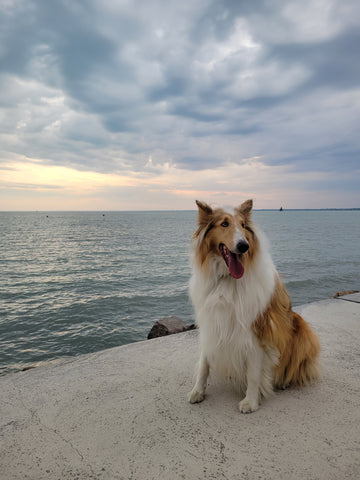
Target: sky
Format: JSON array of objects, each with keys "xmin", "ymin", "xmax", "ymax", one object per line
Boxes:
[{"xmin": 0, "ymin": 0, "xmax": 359, "ymax": 211}]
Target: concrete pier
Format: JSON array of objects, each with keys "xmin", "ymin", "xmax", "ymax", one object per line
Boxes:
[{"xmin": 1, "ymin": 294, "xmax": 359, "ymax": 479}]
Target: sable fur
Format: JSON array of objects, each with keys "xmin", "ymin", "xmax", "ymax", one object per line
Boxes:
[{"xmin": 188, "ymin": 199, "xmax": 321, "ymax": 413}]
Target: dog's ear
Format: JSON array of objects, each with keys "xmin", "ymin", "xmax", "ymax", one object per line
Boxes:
[
  {"xmin": 237, "ymin": 199, "xmax": 253, "ymax": 218},
  {"xmin": 196, "ymin": 200, "xmax": 212, "ymax": 215},
  {"xmin": 195, "ymin": 200, "xmax": 213, "ymax": 225}
]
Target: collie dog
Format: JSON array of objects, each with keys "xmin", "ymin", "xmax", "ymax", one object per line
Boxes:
[{"xmin": 188, "ymin": 200, "xmax": 321, "ymax": 413}]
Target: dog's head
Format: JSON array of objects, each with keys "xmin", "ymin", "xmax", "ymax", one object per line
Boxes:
[{"xmin": 193, "ymin": 199, "xmax": 258, "ymax": 278}]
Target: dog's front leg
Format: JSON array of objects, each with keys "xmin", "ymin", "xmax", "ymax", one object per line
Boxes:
[
  {"xmin": 188, "ymin": 353, "xmax": 209, "ymax": 404},
  {"xmin": 239, "ymin": 343, "xmax": 264, "ymax": 413}
]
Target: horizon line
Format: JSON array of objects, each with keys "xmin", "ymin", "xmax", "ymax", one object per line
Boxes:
[{"xmin": 1, "ymin": 207, "xmax": 360, "ymax": 213}]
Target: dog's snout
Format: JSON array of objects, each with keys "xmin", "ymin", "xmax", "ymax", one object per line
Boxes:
[{"xmin": 237, "ymin": 240, "xmax": 249, "ymax": 254}]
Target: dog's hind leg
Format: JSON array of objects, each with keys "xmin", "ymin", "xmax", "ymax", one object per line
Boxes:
[{"xmin": 188, "ymin": 353, "xmax": 209, "ymax": 404}]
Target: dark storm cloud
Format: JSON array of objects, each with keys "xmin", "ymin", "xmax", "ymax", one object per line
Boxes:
[
  {"xmin": 0, "ymin": 1, "xmax": 116, "ymax": 78},
  {"xmin": 267, "ymin": 30, "xmax": 360, "ymax": 91}
]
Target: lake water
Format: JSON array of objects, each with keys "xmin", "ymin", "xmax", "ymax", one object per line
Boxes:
[{"xmin": 1, "ymin": 210, "xmax": 359, "ymax": 375}]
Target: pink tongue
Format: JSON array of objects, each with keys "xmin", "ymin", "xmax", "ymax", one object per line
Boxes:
[{"xmin": 228, "ymin": 251, "xmax": 244, "ymax": 279}]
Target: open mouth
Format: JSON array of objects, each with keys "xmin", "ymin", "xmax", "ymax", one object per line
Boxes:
[{"xmin": 219, "ymin": 244, "xmax": 245, "ymax": 279}]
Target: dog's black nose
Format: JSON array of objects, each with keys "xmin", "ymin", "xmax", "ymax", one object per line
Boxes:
[{"xmin": 237, "ymin": 240, "xmax": 249, "ymax": 254}]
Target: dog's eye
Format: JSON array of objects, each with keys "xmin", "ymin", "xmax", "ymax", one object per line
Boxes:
[
  {"xmin": 241, "ymin": 222, "xmax": 245, "ymax": 228},
  {"xmin": 221, "ymin": 221, "xmax": 229, "ymax": 227}
]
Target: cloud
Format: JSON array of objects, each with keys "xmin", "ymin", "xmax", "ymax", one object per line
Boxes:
[{"xmin": 0, "ymin": 0, "xmax": 359, "ymax": 209}]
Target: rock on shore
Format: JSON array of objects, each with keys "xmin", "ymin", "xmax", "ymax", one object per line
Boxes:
[{"xmin": 147, "ymin": 316, "xmax": 195, "ymax": 339}]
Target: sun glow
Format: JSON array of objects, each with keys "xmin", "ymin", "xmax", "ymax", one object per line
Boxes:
[
  {"xmin": 0, "ymin": 157, "xmax": 143, "ymax": 210},
  {"xmin": 1, "ymin": 159, "xmax": 138, "ymax": 192},
  {"xmin": 1, "ymin": 154, "xmax": 355, "ymax": 211}
]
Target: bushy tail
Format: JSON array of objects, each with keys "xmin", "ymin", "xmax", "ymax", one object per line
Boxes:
[{"xmin": 274, "ymin": 312, "xmax": 321, "ymax": 389}]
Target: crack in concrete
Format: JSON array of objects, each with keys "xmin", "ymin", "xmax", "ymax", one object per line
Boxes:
[{"xmin": 9, "ymin": 378, "xmax": 103, "ymax": 478}]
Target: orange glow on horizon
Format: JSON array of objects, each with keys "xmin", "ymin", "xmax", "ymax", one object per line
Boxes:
[{"xmin": 1, "ymin": 159, "xmax": 139, "ymax": 193}]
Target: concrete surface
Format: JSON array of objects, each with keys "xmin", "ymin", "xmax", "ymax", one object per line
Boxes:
[{"xmin": 1, "ymin": 296, "xmax": 359, "ymax": 480}]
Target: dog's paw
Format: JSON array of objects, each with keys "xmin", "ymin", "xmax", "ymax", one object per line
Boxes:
[
  {"xmin": 188, "ymin": 389, "xmax": 205, "ymax": 404},
  {"xmin": 239, "ymin": 397, "xmax": 259, "ymax": 414}
]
